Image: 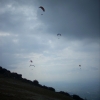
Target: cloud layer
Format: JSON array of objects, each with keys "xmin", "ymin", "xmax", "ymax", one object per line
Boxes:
[{"xmin": 0, "ymin": 0, "xmax": 100, "ymax": 100}]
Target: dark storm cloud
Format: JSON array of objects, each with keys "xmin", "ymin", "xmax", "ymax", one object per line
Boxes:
[
  {"xmin": 0, "ymin": 1, "xmax": 100, "ymax": 100},
  {"xmin": 37, "ymin": 0, "xmax": 100, "ymax": 40},
  {"xmin": 0, "ymin": 0, "xmax": 99, "ymax": 40}
]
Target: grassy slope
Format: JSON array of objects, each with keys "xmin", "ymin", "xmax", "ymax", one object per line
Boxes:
[{"xmin": 0, "ymin": 75, "xmax": 73, "ymax": 100}]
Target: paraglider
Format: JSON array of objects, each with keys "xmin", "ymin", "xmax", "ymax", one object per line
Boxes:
[
  {"xmin": 57, "ymin": 33, "xmax": 61, "ymax": 39},
  {"xmin": 79, "ymin": 65, "xmax": 81, "ymax": 69},
  {"xmin": 57, "ymin": 34, "xmax": 61, "ymax": 36},
  {"xmin": 39, "ymin": 6, "xmax": 45, "ymax": 15},
  {"xmin": 29, "ymin": 60, "xmax": 35, "ymax": 67},
  {"xmin": 39, "ymin": 6, "xmax": 45, "ymax": 12}
]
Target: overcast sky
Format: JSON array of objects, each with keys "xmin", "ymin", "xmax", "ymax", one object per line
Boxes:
[{"xmin": 0, "ymin": 0, "xmax": 100, "ymax": 100}]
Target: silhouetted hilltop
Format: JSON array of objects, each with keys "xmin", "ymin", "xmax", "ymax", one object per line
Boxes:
[{"xmin": 0, "ymin": 66, "xmax": 86, "ymax": 100}]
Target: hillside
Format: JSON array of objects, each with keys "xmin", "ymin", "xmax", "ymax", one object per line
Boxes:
[{"xmin": 0, "ymin": 68, "xmax": 74, "ymax": 100}]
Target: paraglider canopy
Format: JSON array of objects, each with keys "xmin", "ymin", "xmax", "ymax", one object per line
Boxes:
[
  {"xmin": 29, "ymin": 60, "xmax": 35, "ymax": 67},
  {"xmin": 30, "ymin": 65, "xmax": 35, "ymax": 67},
  {"xmin": 57, "ymin": 34, "xmax": 61, "ymax": 36},
  {"xmin": 39, "ymin": 6, "xmax": 45, "ymax": 12},
  {"xmin": 57, "ymin": 33, "xmax": 61, "ymax": 39},
  {"xmin": 29, "ymin": 64, "xmax": 35, "ymax": 67}
]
